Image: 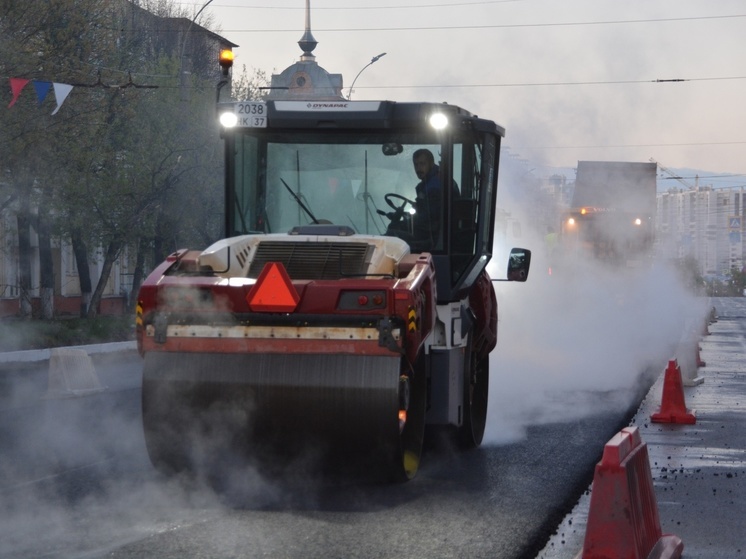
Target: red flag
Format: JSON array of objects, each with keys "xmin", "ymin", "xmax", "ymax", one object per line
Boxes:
[{"xmin": 8, "ymin": 78, "xmax": 30, "ymax": 108}]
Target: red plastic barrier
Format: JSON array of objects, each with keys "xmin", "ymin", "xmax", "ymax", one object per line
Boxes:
[
  {"xmin": 579, "ymin": 426, "xmax": 684, "ymax": 559},
  {"xmin": 651, "ymin": 360, "xmax": 696, "ymax": 424}
]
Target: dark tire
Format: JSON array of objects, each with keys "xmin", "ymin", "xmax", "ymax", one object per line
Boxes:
[
  {"xmin": 458, "ymin": 344, "xmax": 489, "ymax": 449},
  {"xmin": 390, "ymin": 353, "xmax": 427, "ymax": 482},
  {"xmin": 141, "ymin": 374, "xmax": 192, "ymax": 476}
]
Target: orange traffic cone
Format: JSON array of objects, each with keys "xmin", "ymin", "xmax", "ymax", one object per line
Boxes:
[
  {"xmin": 651, "ymin": 360, "xmax": 696, "ymax": 424},
  {"xmin": 579, "ymin": 427, "xmax": 684, "ymax": 559}
]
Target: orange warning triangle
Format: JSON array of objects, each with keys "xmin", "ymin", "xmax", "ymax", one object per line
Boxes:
[{"xmin": 246, "ymin": 262, "xmax": 300, "ymax": 312}]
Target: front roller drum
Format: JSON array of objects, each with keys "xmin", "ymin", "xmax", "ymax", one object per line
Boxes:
[{"xmin": 142, "ymin": 351, "xmax": 426, "ymax": 482}]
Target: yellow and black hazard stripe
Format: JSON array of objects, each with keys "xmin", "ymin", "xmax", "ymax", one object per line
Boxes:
[
  {"xmin": 135, "ymin": 302, "xmax": 143, "ymax": 328},
  {"xmin": 407, "ymin": 307, "xmax": 417, "ymax": 332}
]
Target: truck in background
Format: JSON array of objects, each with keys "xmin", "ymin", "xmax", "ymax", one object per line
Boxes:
[{"xmin": 558, "ymin": 161, "xmax": 657, "ymax": 268}]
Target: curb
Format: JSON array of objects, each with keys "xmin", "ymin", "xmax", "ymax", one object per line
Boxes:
[{"xmin": 0, "ymin": 341, "xmax": 138, "ymax": 367}]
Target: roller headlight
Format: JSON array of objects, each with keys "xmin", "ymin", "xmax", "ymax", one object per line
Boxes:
[
  {"xmin": 429, "ymin": 112, "xmax": 448, "ymax": 130},
  {"xmin": 220, "ymin": 111, "xmax": 238, "ymax": 128}
]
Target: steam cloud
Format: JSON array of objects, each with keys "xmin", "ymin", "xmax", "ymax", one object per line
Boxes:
[
  {"xmin": 484, "ymin": 156, "xmax": 708, "ymax": 445},
  {"xmin": 0, "ymin": 363, "xmax": 267, "ymax": 558},
  {"xmin": 0, "ymin": 154, "xmax": 711, "ymax": 557}
]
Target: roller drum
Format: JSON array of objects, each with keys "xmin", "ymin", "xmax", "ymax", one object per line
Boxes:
[{"xmin": 142, "ymin": 351, "xmax": 425, "ymax": 482}]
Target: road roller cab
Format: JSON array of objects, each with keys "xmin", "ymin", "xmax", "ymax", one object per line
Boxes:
[{"xmin": 135, "ymin": 96, "xmax": 530, "ymax": 483}]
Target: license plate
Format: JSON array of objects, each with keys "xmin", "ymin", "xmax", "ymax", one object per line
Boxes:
[{"xmin": 234, "ymin": 102, "xmax": 267, "ymax": 127}]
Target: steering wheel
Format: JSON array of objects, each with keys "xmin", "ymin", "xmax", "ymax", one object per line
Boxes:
[
  {"xmin": 380, "ymin": 192, "xmax": 422, "ymax": 246},
  {"xmin": 379, "ymin": 193, "xmax": 417, "ymax": 236},
  {"xmin": 385, "ymin": 192, "xmax": 416, "ymax": 214}
]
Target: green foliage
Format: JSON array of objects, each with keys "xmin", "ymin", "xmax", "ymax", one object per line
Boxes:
[
  {"xmin": 1, "ymin": 0, "xmax": 235, "ymax": 316},
  {"xmin": 700, "ymin": 266, "xmax": 746, "ymax": 297},
  {"xmin": 0, "ymin": 315, "xmax": 135, "ymax": 352},
  {"xmin": 727, "ymin": 266, "xmax": 746, "ymax": 293},
  {"xmin": 713, "ymin": 266, "xmax": 746, "ymax": 297}
]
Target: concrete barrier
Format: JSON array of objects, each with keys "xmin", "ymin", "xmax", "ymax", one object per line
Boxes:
[
  {"xmin": 44, "ymin": 347, "xmax": 107, "ymax": 398},
  {"xmin": 675, "ymin": 318, "xmax": 705, "ymax": 386}
]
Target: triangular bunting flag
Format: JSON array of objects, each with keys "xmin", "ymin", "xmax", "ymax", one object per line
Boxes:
[
  {"xmin": 51, "ymin": 83, "xmax": 73, "ymax": 115},
  {"xmin": 32, "ymin": 80, "xmax": 52, "ymax": 106},
  {"xmin": 8, "ymin": 78, "xmax": 30, "ymax": 108}
]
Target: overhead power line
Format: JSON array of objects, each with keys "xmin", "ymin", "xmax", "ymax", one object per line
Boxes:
[
  {"xmin": 185, "ymin": 0, "xmax": 522, "ymax": 9},
  {"xmin": 64, "ymin": 71, "xmax": 743, "ymax": 88},
  {"xmin": 351, "ymin": 75, "xmax": 746, "ymax": 89},
  {"xmin": 530, "ymin": 140, "xmax": 746, "ymax": 150},
  {"xmin": 216, "ymin": 13, "xmax": 746, "ymax": 33}
]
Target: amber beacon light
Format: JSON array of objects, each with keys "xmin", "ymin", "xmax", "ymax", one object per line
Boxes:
[{"xmin": 219, "ymin": 49, "xmax": 234, "ymax": 75}]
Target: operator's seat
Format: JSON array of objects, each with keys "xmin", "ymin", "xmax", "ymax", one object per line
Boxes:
[{"xmin": 451, "ymin": 198, "xmax": 477, "ymax": 255}]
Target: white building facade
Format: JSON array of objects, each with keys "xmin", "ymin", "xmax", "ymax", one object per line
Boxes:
[
  {"xmin": 0, "ymin": 209, "xmax": 129, "ymax": 317},
  {"xmin": 657, "ymin": 187, "xmax": 746, "ymax": 278}
]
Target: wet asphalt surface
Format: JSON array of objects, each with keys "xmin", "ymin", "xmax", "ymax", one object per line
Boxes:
[
  {"xmin": 0, "ymin": 354, "xmax": 641, "ymax": 559},
  {"xmin": 539, "ymin": 297, "xmax": 746, "ymax": 559},
  {"xmin": 1, "ymin": 292, "xmax": 731, "ymax": 558}
]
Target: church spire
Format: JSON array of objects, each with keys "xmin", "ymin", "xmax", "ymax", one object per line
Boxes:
[
  {"xmin": 268, "ymin": 0, "xmax": 344, "ymax": 100},
  {"xmin": 297, "ymin": 0, "xmax": 318, "ymax": 61}
]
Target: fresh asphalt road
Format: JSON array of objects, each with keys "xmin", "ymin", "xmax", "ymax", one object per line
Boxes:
[
  {"xmin": 1, "ymin": 271, "xmax": 701, "ymax": 559},
  {"xmin": 0, "ymin": 352, "xmax": 652, "ymax": 559}
]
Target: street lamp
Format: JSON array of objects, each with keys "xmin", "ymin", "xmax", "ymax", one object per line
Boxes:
[
  {"xmin": 180, "ymin": 0, "xmax": 215, "ymax": 102},
  {"xmin": 347, "ymin": 52, "xmax": 386, "ymax": 100}
]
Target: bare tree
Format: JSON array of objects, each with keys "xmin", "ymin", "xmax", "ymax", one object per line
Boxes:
[{"xmin": 0, "ymin": 0, "xmax": 237, "ymax": 319}]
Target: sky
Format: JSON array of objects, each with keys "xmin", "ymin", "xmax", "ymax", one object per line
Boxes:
[{"xmin": 178, "ymin": 0, "xmax": 746, "ymax": 184}]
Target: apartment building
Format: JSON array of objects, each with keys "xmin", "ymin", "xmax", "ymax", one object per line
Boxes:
[{"xmin": 657, "ymin": 186, "xmax": 746, "ymax": 278}]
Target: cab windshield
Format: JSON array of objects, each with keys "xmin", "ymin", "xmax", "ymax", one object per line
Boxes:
[{"xmin": 228, "ymin": 129, "xmax": 488, "ymax": 259}]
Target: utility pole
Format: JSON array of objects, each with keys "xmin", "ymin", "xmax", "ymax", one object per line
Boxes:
[{"xmin": 180, "ymin": 0, "xmax": 215, "ymax": 105}]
